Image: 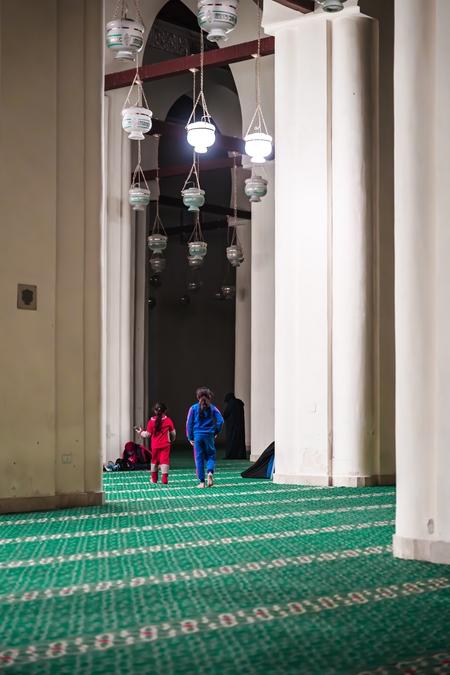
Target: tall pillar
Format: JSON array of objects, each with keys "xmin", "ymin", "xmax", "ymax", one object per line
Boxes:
[
  {"xmin": 393, "ymin": 0, "xmax": 450, "ymax": 564},
  {"xmin": 250, "ymin": 162, "xmax": 275, "ymax": 459},
  {"xmin": 103, "ymin": 89, "xmax": 134, "ymax": 463},
  {"xmin": 235, "ymin": 218, "xmax": 252, "ymax": 453},
  {"xmin": 264, "ymin": 2, "xmax": 386, "ymax": 486},
  {"xmin": 331, "ymin": 16, "xmax": 378, "ymax": 485}
]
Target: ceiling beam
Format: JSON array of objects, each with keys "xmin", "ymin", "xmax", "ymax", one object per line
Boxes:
[
  {"xmin": 161, "ymin": 219, "xmax": 230, "ymax": 236},
  {"xmin": 155, "ymin": 194, "xmax": 251, "ymax": 220},
  {"xmin": 105, "ymin": 36, "xmax": 275, "ymax": 91},
  {"xmin": 142, "ymin": 155, "xmax": 245, "ymax": 181},
  {"xmin": 271, "ymin": 0, "xmax": 315, "ymax": 12}
]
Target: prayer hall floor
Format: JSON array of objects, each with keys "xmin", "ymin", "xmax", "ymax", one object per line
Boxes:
[{"xmin": 0, "ymin": 449, "xmax": 449, "ymax": 674}]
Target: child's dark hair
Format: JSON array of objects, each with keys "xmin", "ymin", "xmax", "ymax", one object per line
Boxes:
[
  {"xmin": 153, "ymin": 402, "xmax": 167, "ymax": 432},
  {"xmin": 196, "ymin": 387, "xmax": 213, "ymax": 419}
]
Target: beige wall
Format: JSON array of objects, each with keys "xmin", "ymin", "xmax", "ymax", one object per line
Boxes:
[{"xmin": 0, "ymin": 0, "xmax": 104, "ymax": 513}]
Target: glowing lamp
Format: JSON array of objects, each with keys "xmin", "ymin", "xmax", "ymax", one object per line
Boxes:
[
  {"xmin": 244, "ymin": 132, "xmax": 272, "ymax": 164},
  {"xmin": 186, "ymin": 121, "xmax": 216, "ymax": 154}
]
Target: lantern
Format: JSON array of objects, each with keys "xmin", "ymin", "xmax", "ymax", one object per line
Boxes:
[{"xmin": 197, "ymin": 0, "xmax": 239, "ymax": 42}]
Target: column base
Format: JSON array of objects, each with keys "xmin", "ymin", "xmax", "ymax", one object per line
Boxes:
[
  {"xmin": 273, "ymin": 473, "xmax": 396, "ymax": 487},
  {"xmin": 250, "ymin": 454, "xmax": 262, "ymax": 462},
  {"xmin": 0, "ymin": 491, "xmax": 105, "ymax": 515},
  {"xmin": 393, "ymin": 535, "xmax": 450, "ymax": 565},
  {"xmin": 274, "ymin": 474, "xmax": 330, "ymax": 486}
]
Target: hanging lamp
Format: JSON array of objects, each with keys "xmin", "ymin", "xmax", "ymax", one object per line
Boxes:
[
  {"xmin": 186, "ymin": 39, "xmax": 216, "ymax": 154},
  {"xmin": 187, "ymin": 213, "xmax": 208, "ymax": 265},
  {"xmin": 198, "ymin": 0, "xmax": 240, "ymax": 42},
  {"xmin": 226, "ymin": 154, "xmax": 244, "ymax": 267},
  {"xmin": 148, "ymin": 136, "xmax": 168, "ymax": 263},
  {"xmin": 244, "ymin": 0, "xmax": 272, "ymax": 164},
  {"xmin": 245, "ymin": 166, "xmax": 268, "ymax": 203},
  {"xmin": 316, "ymin": 0, "xmax": 347, "ymax": 12},
  {"xmin": 129, "ymin": 140, "xmax": 150, "ymax": 211},
  {"xmin": 181, "ymin": 152, "xmax": 205, "ymax": 212},
  {"xmin": 121, "ymin": 67, "xmax": 152, "ymax": 141},
  {"xmin": 106, "ymin": 0, "xmax": 145, "ymax": 62},
  {"xmin": 187, "ymin": 269, "xmax": 203, "ymax": 294},
  {"xmin": 221, "ymin": 264, "xmax": 236, "ymax": 300}
]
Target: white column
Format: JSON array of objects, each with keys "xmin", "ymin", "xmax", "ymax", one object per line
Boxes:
[
  {"xmin": 265, "ymin": 2, "xmax": 385, "ymax": 486},
  {"xmin": 250, "ymin": 161, "xmax": 275, "ymax": 460},
  {"xmin": 268, "ymin": 12, "xmax": 331, "ymax": 484},
  {"xmin": 103, "ymin": 89, "xmax": 134, "ymax": 463},
  {"xmin": 393, "ymin": 0, "xmax": 450, "ymax": 564},
  {"xmin": 235, "ymin": 218, "xmax": 252, "ymax": 453},
  {"xmin": 331, "ymin": 15, "xmax": 378, "ymax": 486}
]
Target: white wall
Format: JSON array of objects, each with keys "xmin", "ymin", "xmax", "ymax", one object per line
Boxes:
[{"xmin": 0, "ymin": 0, "xmax": 104, "ymax": 512}]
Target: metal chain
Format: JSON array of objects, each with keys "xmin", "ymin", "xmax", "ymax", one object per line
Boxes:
[
  {"xmin": 151, "ymin": 135, "xmax": 167, "ymax": 236},
  {"xmin": 228, "ymin": 154, "xmax": 242, "ymax": 249},
  {"xmin": 186, "ymin": 30, "xmax": 211, "ymax": 127},
  {"xmin": 113, "ymin": 0, "xmax": 125, "ymax": 20},
  {"xmin": 123, "ymin": 71, "xmax": 150, "ymax": 111},
  {"xmin": 113, "ymin": 0, "xmax": 144, "ymax": 26},
  {"xmin": 133, "ymin": 0, "xmax": 144, "ymax": 27},
  {"xmin": 200, "ymin": 29, "xmax": 205, "ymax": 98},
  {"xmin": 182, "ymin": 151, "xmax": 201, "ymax": 191},
  {"xmin": 189, "ymin": 212, "xmax": 204, "ymax": 243},
  {"xmin": 131, "ymin": 140, "xmax": 150, "ymax": 191},
  {"xmin": 245, "ymin": 0, "xmax": 269, "ymax": 137},
  {"xmin": 256, "ymin": 0, "xmax": 261, "ymax": 110}
]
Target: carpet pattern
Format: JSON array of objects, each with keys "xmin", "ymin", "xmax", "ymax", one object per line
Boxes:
[{"xmin": 0, "ymin": 450, "xmax": 449, "ymax": 674}]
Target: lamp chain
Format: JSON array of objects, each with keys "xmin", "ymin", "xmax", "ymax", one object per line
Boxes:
[
  {"xmin": 113, "ymin": 0, "xmax": 125, "ymax": 20},
  {"xmin": 133, "ymin": 0, "xmax": 144, "ymax": 26},
  {"xmin": 152, "ymin": 135, "xmax": 167, "ymax": 236},
  {"xmin": 186, "ymin": 30, "xmax": 211, "ymax": 126},
  {"xmin": 189, "ymin": 213, "xmax": 204, "ymax": 243},
  {"xmin": 131, "ymin": 140, "xmax": 150, "ymax": 191},
  {"xmin": 245, "ymin": 0, "xmax": 269, "ymax": 137},
  {"xmin": 256, "ymin": 0, "xmax": 261, "ymax": 112},
  {"xmin": 123, "ymin": 71, "xmax": 150, "ymax": 111},
  {"xmin": 113, "ymin": 0, "xmax": 144, "ymax": 26},
  {"xmin": 182, "ymin": 151, "xmax": 201, "ymax": 191},
  {"xmin": 229, "ymin": 153, "xmax": 242, "ymax": 248}
]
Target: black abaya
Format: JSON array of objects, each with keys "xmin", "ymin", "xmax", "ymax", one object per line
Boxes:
[{"xmin": 223, "ymin": 393, "xmax": 247, "ymax": 459}]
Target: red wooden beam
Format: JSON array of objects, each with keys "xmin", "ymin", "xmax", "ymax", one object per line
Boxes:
[
  {"xmin": 142, "ymin": 155, "xmax": 244, "ymax": 181},
  {"xmin": 272, "ymin": 0, "xmax": 315, "ymax": 12},
  {"xmin": 105, "ymin": 36, "xmax": 275, "ymax": 91},
  {"xmin": 156, "ymin": 194, "xmax": 251, "ymax": 220},
  {"xmin": 162, "ymin": 219, "xmax": 230, "ymax": 235}
]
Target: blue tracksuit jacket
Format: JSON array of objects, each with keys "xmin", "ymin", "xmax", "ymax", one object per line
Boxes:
[{"xmin": 186, "ymin": 403, "xmax": 224, "ymax": 441}]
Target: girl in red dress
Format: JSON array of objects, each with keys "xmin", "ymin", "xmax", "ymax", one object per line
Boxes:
[{"xmin": 136, "ymin": 402, "xmax": 176, "ymax": 484}]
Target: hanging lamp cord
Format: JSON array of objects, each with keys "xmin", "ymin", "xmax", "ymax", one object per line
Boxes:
[
  {"xmin": 186, "ymin": 30, "xmax": 212, "ymax": 126},
  {"xmin": 131, "ymin": 140, "xmax": 150, "ymax": 191},
  {"xmin": 229, "ymin": 154, "xmax": 242, "ymax": 248},
  {"xmin": 245, "ymin": 0, "xmax": 269, "ymax": 137},
  {"xmin": 189, "ymin": 213, "xmax": 205, "ymax": 244},
  {"xmin": 182, "ymin": 151, "xmax": 201, "ymax": 191},
  {"xmin": 112, "ymin": 0, "xmax": 145, "ymax": 27},
  {"xmin": 151, "ymin": 135, "xmax": 167, "ymax": 236}
]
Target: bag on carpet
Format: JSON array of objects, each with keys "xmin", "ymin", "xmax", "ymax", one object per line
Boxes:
[{"xmin": 241, "ymin": 442, "xmax": 275, "ymax": 479}]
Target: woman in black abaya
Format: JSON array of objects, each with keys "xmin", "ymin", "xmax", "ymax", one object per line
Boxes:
[{"xmin": 223, "ymin": 393, "xmax": 247, "ymax": 459}]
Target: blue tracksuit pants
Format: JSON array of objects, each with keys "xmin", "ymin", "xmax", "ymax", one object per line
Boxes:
[{"xmin": 194, "ymin": 435, "xmax": 216, "ymax": 483}]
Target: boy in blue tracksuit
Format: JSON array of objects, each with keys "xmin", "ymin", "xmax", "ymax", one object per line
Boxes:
[{"xmin": 186, "ymin": 387, "xmax": 224, "ymax": 488}]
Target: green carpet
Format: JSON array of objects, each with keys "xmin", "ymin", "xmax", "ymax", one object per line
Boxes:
[{"xmin": 0, "ymin": 449, "xmax": 449, "ymax": 674}]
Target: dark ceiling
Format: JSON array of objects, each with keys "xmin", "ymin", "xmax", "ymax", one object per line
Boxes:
[{"xmin": 156, "ymin": 0, "xmax": 201, "ymax": 32}]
